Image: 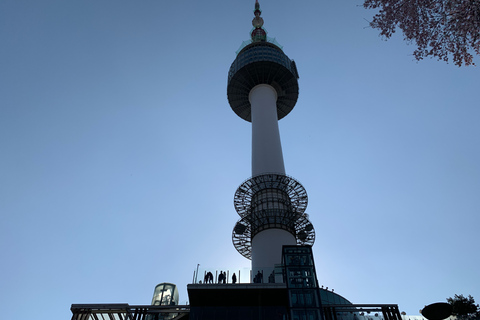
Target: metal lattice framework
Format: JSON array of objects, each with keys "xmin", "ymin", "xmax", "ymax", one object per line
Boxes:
[
  {"xmin": 294, "ymin": 214, "xmax": 315, "ymax": 245},
  {"xmin": 70, "ymin": 304, "xmax": 190, "ymax": 320},
  {"xmin": 232, "ymin": 217, "xmax": 253, "ymax": 259},
  {"xmin": 232, "ymin": 213, "xmax": 315, "ymax": 260},
  {"xmin": 232, "ymin": 173, "xmax": 315, "ymax": 259},
  {"xmin": 234, "ymin": 173, "xmax": 308, "ymax": 217}
]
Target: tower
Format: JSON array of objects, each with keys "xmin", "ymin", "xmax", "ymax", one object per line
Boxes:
[
  {"xmin": 70, "ymin": 3, "xmax": 406, "ymax": 320},
  {"xmin": 228, "ymin": 0, "xmax": 315, "ymax": 278}
]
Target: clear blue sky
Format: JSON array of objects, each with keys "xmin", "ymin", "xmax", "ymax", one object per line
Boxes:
[{"xmin": 1, "ymin": 1, "xmax": 479, "ymax": 319}]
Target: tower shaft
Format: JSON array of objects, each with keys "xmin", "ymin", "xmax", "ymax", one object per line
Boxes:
[
  {"xmin": 251, "ymin": 229, "xmax": 296, "ymax": 278},
  {"xmin": 250, "ymin": 84, "xmax": 286, "ymax": 176},
  {"xmin": 228, "ymin": 1, "xmax": 315, "ymax": 282}
]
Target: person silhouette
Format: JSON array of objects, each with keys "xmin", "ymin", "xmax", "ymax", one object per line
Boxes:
[
  {"xmin": 255, "ymin": 270, "xmax": 263, "ymax": 283},
  {"xmin": 268, "ymin": 271, "xmax": 275, "ymax": 283},
  {"xmin": 232, "ymin": 273, "xmax": 237, "ymax": 284}
]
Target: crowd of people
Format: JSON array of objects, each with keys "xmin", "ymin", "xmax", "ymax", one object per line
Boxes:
[
  {"xmin": 200, "ymin": 270, "xmax": 277, "ymax": 284},
  {"xmin": 202, "ymin": 271, "xmax": 237, "ymax": 284}
]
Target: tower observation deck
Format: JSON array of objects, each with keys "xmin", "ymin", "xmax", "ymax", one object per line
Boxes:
[{"xmin": 227, "ymin": 0, "xmax": 315, "ymax": 277}]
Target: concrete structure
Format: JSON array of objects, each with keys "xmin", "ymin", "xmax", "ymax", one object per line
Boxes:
[{"xmin": 228, "ymin": 0, "xmax": 315, "ymax": 280}]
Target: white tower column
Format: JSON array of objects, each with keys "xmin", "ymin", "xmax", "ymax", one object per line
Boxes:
[
  {"xmin": 249, "ymin": 84, "xmax": 286, "ymax": 176},
  {"xmin": 251, "ymin": 229, "xmax": 297, "ymax": 281},
  {"xmin": 228, "ymin": 0, "xmax": 314, "ymax": 285},
  {"xmin": 249, "ymin": 84, "xmax": 295, "ymax": 279}
]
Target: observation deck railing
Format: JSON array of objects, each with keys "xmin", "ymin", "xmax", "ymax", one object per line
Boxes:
[
  {"xmin": 192, "ymin": 266, "xmax": 283, "ymax": 285},
  {"xmin": 70, "ymin": 303, "xmax": 405, "ymax": 320}
]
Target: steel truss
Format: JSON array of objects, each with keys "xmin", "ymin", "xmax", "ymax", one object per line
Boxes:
[{"xmin": 232, "ymin": 173, "xmax": 315, "ymax": 259}]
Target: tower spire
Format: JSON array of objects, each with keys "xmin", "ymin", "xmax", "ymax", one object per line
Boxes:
[{"xmin": 251, "ymin": 0, "xmax": 266, "ymax": 42}]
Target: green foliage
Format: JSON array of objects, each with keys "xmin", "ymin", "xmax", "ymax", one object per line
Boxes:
[{"xmin": 447, "ymin": 294, "xmax": 480, "ymax": 320}]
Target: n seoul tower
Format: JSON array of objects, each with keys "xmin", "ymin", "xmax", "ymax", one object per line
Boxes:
[{"xmin": 228, "ymin": 0, "xmax": 315, "ymax": 278}]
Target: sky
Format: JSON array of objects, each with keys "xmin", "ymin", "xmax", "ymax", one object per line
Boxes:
[{"xmin": 1, "ymin": 1, "xmax": 479, "ymax": 319}]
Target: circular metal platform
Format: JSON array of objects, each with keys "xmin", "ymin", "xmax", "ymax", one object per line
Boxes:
[
  {"xmin": 232, "ymin": 213, "xmax": 315, "ymax": 260},
  {"xmin": 234, "ymin": 173, "xmax": 308, "ymax": 217}
]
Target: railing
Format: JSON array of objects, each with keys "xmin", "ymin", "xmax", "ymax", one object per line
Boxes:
[
  {"xmin": 323, "ymin": 305, "xmax": 403, "ymax": 320},
  {"xmin": 192, "ymin": 266, "xmax": 286, "ymax": 284},
  {"xmin": 192, "ymin": 267, "xmax": 249, "ymax": 284},
  {"xmin": 235, "ymin": 36, "xmax": 284, "ymax": 55},
  {"xmin": 70, "ymin": 304, "xmax": 190, "ymax": 320},
  {"xmin": 71, "ymin": 303, "xmax": 406, "ymax": 320}
]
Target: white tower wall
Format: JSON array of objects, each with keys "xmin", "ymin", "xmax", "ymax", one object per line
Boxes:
[
  {"xmin": 251, "ymin": 229, "xmax": 297, "ymax": 280},
  {"xmin": 249, "ymin": 84, "xmax": 286, "ymax": 176},
  {"xmin": 249, "ymin": 84, "xmax": 293, "ymax": 279}
]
